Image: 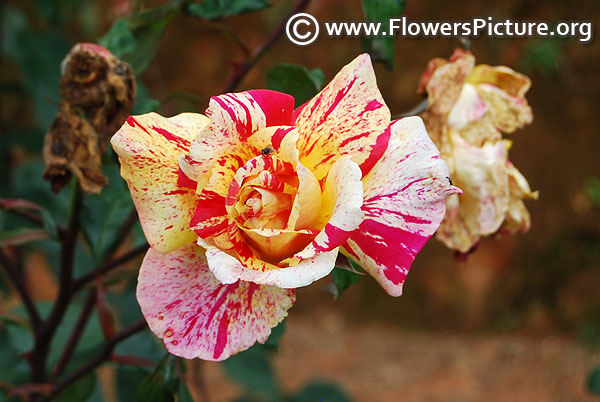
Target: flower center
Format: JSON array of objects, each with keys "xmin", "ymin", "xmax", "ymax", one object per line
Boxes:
[{"xmin": 226, "ymin": 152, "xmax": 322, "ymax": 262}]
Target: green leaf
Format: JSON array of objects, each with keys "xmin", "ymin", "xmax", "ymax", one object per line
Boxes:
[
  {"xmin": 41, "ymin": 209, "xmax": 58, "ymax": 238},
  {"xmin": 117, "ymin": 366, "xmax": 154, "ymax": 402},
  {"xmin": 177, "ymin": 379, "xmax": 195, "ymax": 402},
  {"xmin": 5, "ymin": 300, "xmax": 104, "ymax": 372},
  {"xmin": 588, "ymin": 364, "xmax": 600, "ymax": 395},
  {"xmin": 55, "ymin": 373, "xmax": 96, "ymax": 402},
  {"xmin": 291, "ymin": 381, "xmax": 351, "ymax": 402},
  {"xmin": 49, "ymin": 305, "xmax": 104, "ymax": 371},
  {"xmin": 518, "ymin": 39, "xmax": 563, "ymax": 76},
  {"xmin": 589, "ymin": 363, "xmax": 600, "ymax": 395},
  {"xmin": 1, "ymin": 6, "xmax": 70, "ymax": 129},
  {"xmin": 330, "ymin": 267, "xmax": 361, "ymax": 299},
  {"xmin": 0, "ymin": 228, "xmax": 49, "ymax": 246},
  {"xmin": 223, "ymin": 345, "xmax": 279, "ymax": 398},
  {"xmin": 584, "ymin": 177, "xmax": 600, "ymax": 208},
  {"xmin": 360, "ymin": 0, "xmax": 406, "ymax": 70},
  {"xmin": 114, "ymin": 330, "xmax": 166, "ymax": 365},
  {"xmin": 80, "ymin": 184, "xmax": 134, "ymax": 263},
  {"xmin": 132, "ymin": 98, "xmax": 161, "ymax": 114},
  {"xmin": 0, "ymin": 327, "xmax": 29, "ymax": 385},
  {"xmin": 99, "ymin": 1, "xmax": 181, "ymax": 73},
  {"xmin": 137, "ymin": 354, "xmax": 178, "ymax": 402},
  {"xmin": 187, "ymin": 0, "xmax": 270, "ymax": 20},
  {"xmin": 266, "ymin": 64, "xmax": 324, "ymax": 106},
  {"xmin": 9, "ymin": 161, "xmax": 72, "ymax": 225}
]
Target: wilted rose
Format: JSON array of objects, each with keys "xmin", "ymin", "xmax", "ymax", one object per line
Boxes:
[
  {"xmin": 44, "ymin": 43, "xmax": 136, "ymax": 193},
  {"xmin": 419, "ymin": 49, "xmax": 537, "ymax": 253}
]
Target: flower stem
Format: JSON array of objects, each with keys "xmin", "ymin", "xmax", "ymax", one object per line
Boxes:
[
  {"xmin": 30, "ymin": 184, "xmax": 82, "ymax": 383},
  {"xmin": 393, "ymin": 98, "xmax": 429, "ymax": 119},
  {"xmin": 72, "ymin": 242, "xmax": 149, "ymax": 292},
  {"xmin": 0, "ymin": 203, "xmax": 67, "ymax": 239},
  {"xmin": 41, "ymin": 319, "xmax": 147, "ymax": 401},
  {"xmin": 50, "ymin": 289, "xmax": 96, "ymax": 380},
  {"xmin": 0, "ymin": 249, "xmax": 42, "ymax": 330}
]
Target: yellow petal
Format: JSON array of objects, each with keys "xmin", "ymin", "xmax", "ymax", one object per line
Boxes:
[{"xmin": 111, "ymin": 113, "xmax": 208, "ymax": 253}]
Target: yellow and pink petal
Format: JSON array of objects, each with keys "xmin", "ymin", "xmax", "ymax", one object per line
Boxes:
[
  {"xmin": 180, "ymin": 90, "xmax": 295, "ymax": 185},
  {"xmin": 342, "ymin": 117, "xmax": 460, "ymax": 296},
  {"xmin": 137, "ymin": 244, "xmax": 295, "ymax": 361},
  {"xmin": 201, "ymin": 237, "xmax": 340, "ymax": 288},
  {"xmin": 292, "ymin": 156, "xmax": 365, "ymax": 261},
  {"xmin": 294, "ymin": 54, "xmax": 391, "ymax": 181},
  {"xmin": 111, "ymin": 113, "xmax": 208, "ymax": 253}
]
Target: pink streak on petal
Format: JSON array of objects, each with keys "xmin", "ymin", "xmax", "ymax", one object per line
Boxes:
[
  {"xmin": 344, "ymin": 116, "xmax": 459, "ymax": 296},
  {"xmin": 152, "ymin": 126, "xmax": 191, "ymax": 151},
  {"xmin": 292, "ymin": 101, "xmax": 309, "ymax": 123},
  {"xmin": 294, "ymin": 54, "xmax": 391, "ymax": 182},
  {"xmin": 177, "ymin": 167, "xmax": 197, "ymax": 190},
  {"xmin": 359, "ymin": 125, "xmax": 391, "ymax": 176},
  {"xmin": 346, "ymin": 218, "xmax": 428, "ymax": 286},
  {"xmin": 247, "ymin": 90, "xmax": 295, "ymax": 127},
  {"xmin": 190, "ymin": 191, "xmax": 228, "ymax": 238},
  {"xmin": 137, "ymin": 244, "xmax": 295, "ymax": 361},
  {"xmin": 271, "ymin": 127, "xmax": 295, "ymax": 150},
  {"xmin": 214, "ymin": 310, "xmax": 230, "ymax": 359},
  {"xmin": 111, "ymin": 113, "xmax": 207, "ymax": 254}
]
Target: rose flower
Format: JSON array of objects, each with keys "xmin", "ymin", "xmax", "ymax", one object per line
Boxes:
[
  {"xmin": 419, "ymin": 49, "xmax": 538, "ymax": 254},
  {"xmin": 111, "ymin": 54, "xmax": 459, "ymax": 360}
]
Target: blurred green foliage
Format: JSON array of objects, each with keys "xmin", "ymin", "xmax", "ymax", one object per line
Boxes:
[
  {"xmin": 584, "ymin": 177, "xmax": 600, "ymax": 209},
  {"xmin": 360, "ymin": 0, "xmax": 406, "ymax": 70},
  {"xmin": 187, "ymin": 0, "xmax": 271, "ymax": 20},
  {"xmin": 99, "ymin": 1, "xmax": 183, "ymax": 73},
  {"xmin": 518, "ymin": 38, "xmax": 563, "ymax": 75},
  {"xmin": 266, "ymin": 64, "xmax": 324, "ymax": 106},
  {"xmin": 588, "ymin": 364, "xmax": 600, "ymax": 395}
]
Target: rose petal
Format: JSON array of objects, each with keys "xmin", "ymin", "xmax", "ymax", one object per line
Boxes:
[
  {"xmin": 201, "ymin": 238, "xmax": 339, "ymax": 288},
  {"xmin": 447, "ymin": 83, "xmax": 501, "ymax": 146},
  {"xmin": 240, "ymin": 227, "xmax": 317, "ymax": 261},
  {"xmin": 447, "ymin": 83, "xmax": 488, "ymax": 130},
  {"xmin": 436, "ymin": 134, "xmax": 510, "ymax": 253},
  {"xmin": 246, "ymin": 126, "xmax": 299, "ymax": 165},
  {"xmin": 111, "ymin": 113, "xmax": 208, "ymax": 253},
  {"xmin": 465, "ymin": 65, "xmax": 533, "ymax": 134},
  {"xmin": 190, "ymin": 125, "xmax": 300, "ymax": 251},
  {"xmin": 294, "ymin": 54, "xmax": 391, "ymax": 181},
  {"xmin": 425, "ymin": 49, "xmax": 475, "ymax": 115},
  {"xmin": 189, "ymin": 151, "xmax": 248, "ymax": 250},
  {"xmin": 286, "ymin": 162, "xmax": 322, "ymax": 230},
  {"xmin": 291, "ymin": 156, "xmax": 364, "ymax": 261},
  {"xmin": 342, "ymin": 117, "xmax": 460, "ymax": 296},
  {"xmin": 476, "ymin": 83, "xmax": 533, "ymax": 134},
  {"xmin": 137, "ymin": 244, "xmax": 295, "ymax": 361},
  {"xmin": 180, "ymin": 91, "xmax": 294, "ymax": 185},
  {"xmin": 466, "ymin": 65, "xmax": 531, "ymax": 98},
  {"xmin": 500, "ymin": 161, "xmax": 538, "ymax": 234}
]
